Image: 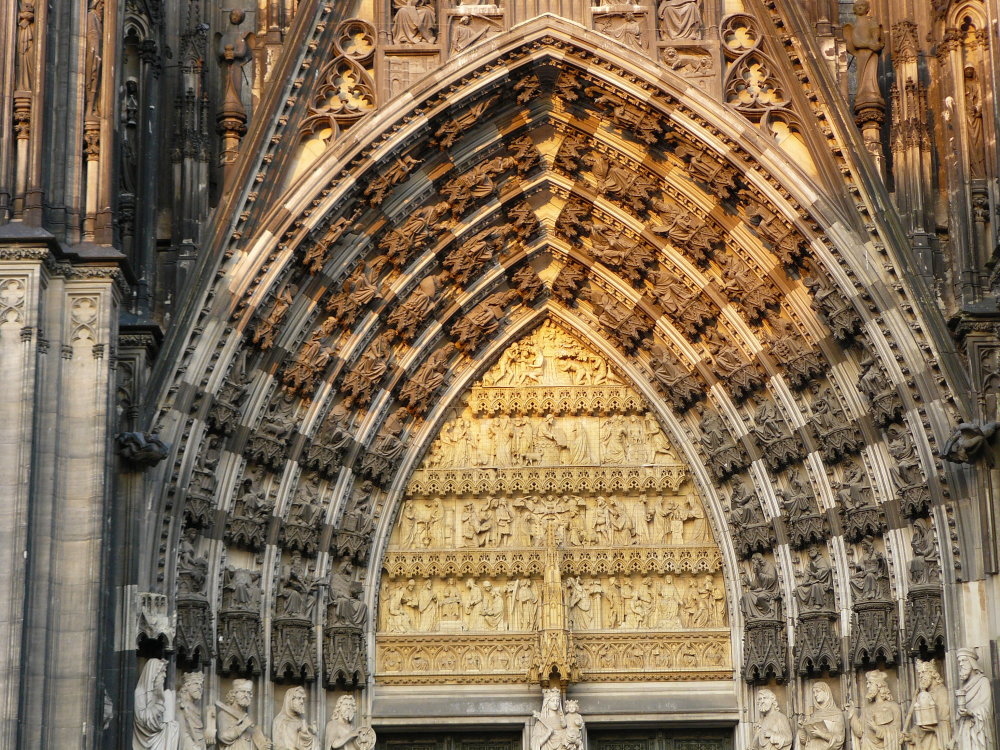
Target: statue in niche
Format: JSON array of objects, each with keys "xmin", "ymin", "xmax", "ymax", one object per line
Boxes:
[
  {"xmin": 843, "ymin": 1, "xmax": 884, "ymax": 112},
  {"xmin": 963, "ymin": 66, "xmax": 986, "ymax": 180},
  {"xmin": 849, "ymin": 670, "xmax": 902, "ymax": 750},
  {"xmin": 16, "ymin": 1, "xmax": 35, "ymax": 91},
  {"xmin": 956, "ymin": 648, "xmax": 994, "ymax": 750},
  {"xmin": 799, "ymin": 681, "xmax": 845, "ymax": 750},
  {"xmin": 177, "ymin": 672, "xmax": 207, "ymax": 750},
  {"xmin": 325, "ymin": 695, "xmax": 376, "ymax": 750},
  {"xmin": 902, "ymin": 660, "xmax": 951, "ymax": 750},
  {"xmin": 741, "ymin": 553, "xmax": 781, "ymax": 620},
  {"xmin": 84, "ymin": 0, "xmax": 104, "ymax": 115},
  {"xmin": 272, "ymin": 687, "xmax": 316, "ymax": 750},
  {"xmin": 795, "ymin": 547, "xmax": 835, "ymax": 611},
  {"xmin": 750, "ymin": 689, "xmax": 793, "ymax": 750},
  {"xmin": 216, "ymin": 680, "xmax": 268, "ymax": 750},
  {"xmin": 658, "ymin": 0, "xmax": 702, "ymax": 39},
  {"xmin": 133, "ymin": 658, "xmax": 179, "ymax": 750},
  {"xmin": 392, "ymin": 0, "xmax": 436, "ymax": 45}
]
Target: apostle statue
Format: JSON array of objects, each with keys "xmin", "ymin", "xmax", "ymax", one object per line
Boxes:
[
  {"xmin": 177, "ymin": 673, "xmax": 207, "ymax": 750},
  {"xmin": 849, "ymin": 670, "xmax": 902, "ymax": 750},
  {"xmin": 750, "ymin": 689, "xmax": 793, "ymax": 750},
  {"xmin": 215, "ymin": 679, "xmax": 270, "ymax": 750},
  {"xmin": 956, "ymin": 648, "xmax": 995, "ymax": 750},
  {"xmin": 799, "ymin": 681, "xmax": 845, "ymax": 750},
  {"xmin": 133, "ymin": 658, "xmax": 180, "ymax": 750},
  {"xmin": 903, "ymin": 660, "xmax": 951, "ymax": 750},
  {"xmin": 272, "ymin": 687, "xmax": 317, "ymax": 750},
  {"xmin": 325, "ymin": 695, "xmax": 376, "ymax": 750}
]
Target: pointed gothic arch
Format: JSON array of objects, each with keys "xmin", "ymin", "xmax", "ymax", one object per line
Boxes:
[{"xmin": 141, "ymin": 9, "xmax": 970, "ymax": 743}]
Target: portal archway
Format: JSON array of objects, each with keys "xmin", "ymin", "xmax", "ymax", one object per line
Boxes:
[{"xmin": 145, "ymin": 13, "xmax": 961, "ymax": 748}]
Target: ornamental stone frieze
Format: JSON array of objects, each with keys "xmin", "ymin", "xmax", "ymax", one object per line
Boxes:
[{"xmin": 377, "ymin": 321, "xmax": 731, "ymax": 686}]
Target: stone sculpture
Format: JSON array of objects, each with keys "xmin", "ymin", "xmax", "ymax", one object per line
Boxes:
[
  {"xmin": 215, "ymin": 679, "xmax": 269, "ymax": 750},
  {"xmin": 941, "ymin": 420, "xmax": 999, "ymax": 464},
  {"xmin": 177, "ymin": 673, "xmax": 207, "ymax": 750},
  {"xmin": 844, "ymin": 1, "xmax": 884, "ymax": 112},
  {"xmin": 956, "ymin": 648, "xmax": 994, "ymax": 750},
  {"xmin": 530, "ymin": 688, "xmax": 585, "ymax": 750},
  {"xmin": 849, "ymin": 670, "xmax": 901, "ymax": 750},
  {"xmin": 799, "ymin": 681, "xmax": 845, "ymax": 750},
  {"xmin": 133, "ymin": 658, "xmax": 179, "ymax": 750},
  {"xmin": 750, "ymin": 689, "xmax": 793, "ymax": 750},
  {"xmin": 325, "ymin": 695, "xmax": 376, "ymax": 750},
  {"xmin": 391, "ymin": 0, "xmax": 436, "ymax": 45},
  {"xmin": 902, "ymin": 660, "xmax": 951, "ymax": 750},
  {"xmin": 272, "ymin": 687, "xmax": 316, "ymax": 750},
  {"xmin": 658, "ymin": 0, "xmax": 702, "ymax": 39}
]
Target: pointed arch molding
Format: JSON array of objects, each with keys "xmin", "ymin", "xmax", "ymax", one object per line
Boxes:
[{"xmin": 152, "ymin": 16, "xmax": 964, "ymax": 688}]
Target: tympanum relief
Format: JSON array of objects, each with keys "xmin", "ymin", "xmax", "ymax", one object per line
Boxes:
[{"xmin": 377, "ymin": 322, "xmax": 731, "ymax": 685}]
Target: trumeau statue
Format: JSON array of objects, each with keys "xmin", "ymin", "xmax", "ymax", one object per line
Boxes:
[
  {"xmin": 799, "ymin": 681, "xmax": 845, "ymax": 750},
  {"xmin": 750, "ymin": 689, "xmax": 793, "ymax": 750},
  {"xmin": 325, "ymin": 695, "xmax": 376, "ymax": 750},
  {"xmin": 272, "ymin": 687, "xmax": 316, "ymax": 750},
  {"xmin": 849, "ymin": 670, "xmax": 901, "ymax": 750},
  {"xmin": 215, "ymin": 679, "xmax": 270, "ymax": 750},
  {"xmin": 529, "ymin": 689, "xmax": 585, "ymax": 750},
  {"xmin": 903, "ymin": 660, "xmax": 951, "ymax": 750},
  {"xmin": 956, "ymin": 648, "xmax": 994, "ymax": 750},
  {"xmin": 134, "ymin": 659, "xmax": 179, "ymax": 750}
]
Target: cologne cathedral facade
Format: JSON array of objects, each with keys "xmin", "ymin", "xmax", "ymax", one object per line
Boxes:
[{"xmin": 1, "ymin": 0, "xmax": 999, "ymax": 749}]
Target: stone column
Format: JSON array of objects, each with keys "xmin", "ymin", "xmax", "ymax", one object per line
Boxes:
[{"xmin": 0, "ymin": 242, "xmax": 48, "ymax": 750}]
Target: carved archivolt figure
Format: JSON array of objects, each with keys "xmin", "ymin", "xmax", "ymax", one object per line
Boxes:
[
  {"xmin": 799, "ymin": 681, "xmax": 845, "ymax": 750},
  {"xmin": 325, "ymin": 695, "xmax": 375, "ymax": 750},
  {"xmin": 133, "ymin": 659, "xmax": 179, "ymax": 750},
  {"xmin": 658, "ymin": 0, "xmax": 702, "ymax": 39},
  {"xmin": 750, "ymin": 689, "xmax": 793, "ymax": 750},
  {"xmin": 16, "ymin": 1, "xmax": 35, "ymax": 91},
  {"xmin": 956, "ymin": 648, "xmax": 994, "ymax": 750},
  {"xmin": 849, "ymin": 670, "xmax": 901, "ymax": 750},
  {"xmin": 215, "ymin": 680, "xmax": 269, "ymax": 750},
  {"xmin": 272, "ymin": 687, "xmax": 316, "ymax": 750},
  {"xmin": 903, "ymin": 660, "xmax": 951, "ymax": 750},
  {"xmin": 795, "ymin": 547, "xmax": 835, "ymax": 611},
  {"xmin": 742, "ymin": 553, "xmax": 781, "ymax": 619}
]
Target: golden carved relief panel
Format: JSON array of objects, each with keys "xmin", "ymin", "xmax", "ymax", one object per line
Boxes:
[{"xmin": 376, "ymin": 321, "xmax": 732, "ymax": 685}]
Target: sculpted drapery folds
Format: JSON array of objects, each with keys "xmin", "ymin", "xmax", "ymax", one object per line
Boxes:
[
  {"xmin": 133, "ymin": 659, "xmax": 179, "ymax": 750},
  {"xmin": 750, "ymin": 689, "xmax": 793, "ymax": 750},
  {"xmin": 800, "ymin": 682, "xmax": 845, "ymax": 750},
  {"xmin": 215, "ymin": 680, "xmax": 269, "ymax": 750},
  {"xmin": 272, "ymin": 687, "xmax": 316, "ymax": 750},
  {"xmin": 850, "ymin": 670, "xmax": 902, "ymax": 750},
  {"xmin": 956, "ymin": 649, "xmax": 995, "ymax": 750},
  {"xmin": 903, "ymin": 660, "xmax": 951, "ymax": 750}
]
